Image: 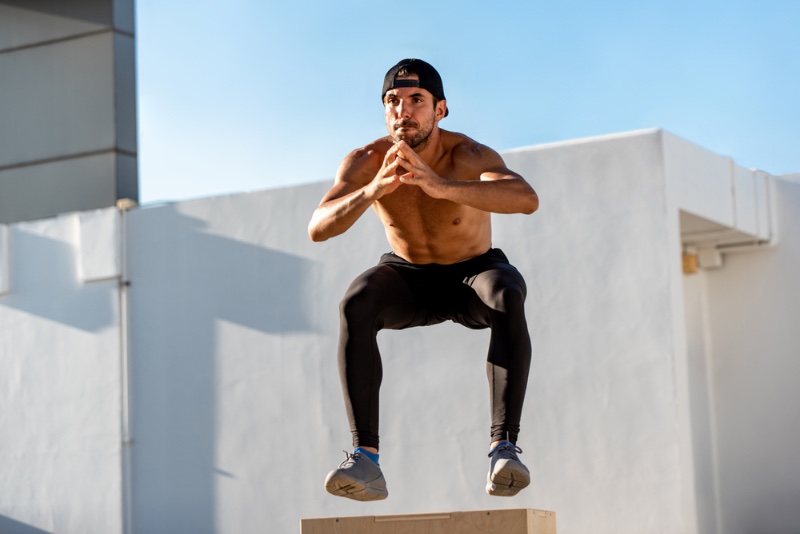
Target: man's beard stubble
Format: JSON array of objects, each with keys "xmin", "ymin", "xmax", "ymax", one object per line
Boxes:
[{"xmin": 392, "ymin": 119, "xmax": 433, "ymax": 151}]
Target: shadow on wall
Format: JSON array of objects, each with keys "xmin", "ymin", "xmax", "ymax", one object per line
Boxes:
[
  {"xmin": 128, "ymin": 204, "xmax": 316, "ymax": 533},
  {"xmin": 3, "ymin": 228, "xmax": 116, "ymax": 332},
  {"xmin": 0, "ymin": 515, "xmax": 51, "ymax": 534},
  {"xmin": 129, "ymin": 204, "xmax": 316, "ymax": 333}
]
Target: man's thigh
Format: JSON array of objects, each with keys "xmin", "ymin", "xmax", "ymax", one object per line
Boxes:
[
  {"xmin": 343, "ymin": 264, "xmax": 437, "ymax": 330},
  {"xmin": 451, "ymin": 261, "xmax": 527, "ymax": 327}
]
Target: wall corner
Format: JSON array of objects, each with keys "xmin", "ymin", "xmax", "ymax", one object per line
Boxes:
[
  {"xmin": 77, "ymin": 208, "xmax": 121, "ymax": 283},
  {"xmin": 0, "ymin": 224, "xmax": 9, "ymax": 295}
]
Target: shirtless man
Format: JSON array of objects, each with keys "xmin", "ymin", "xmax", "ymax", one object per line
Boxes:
[{"xmin": 308, "ymin": 59, "xmax": 539, "ymax": 501}]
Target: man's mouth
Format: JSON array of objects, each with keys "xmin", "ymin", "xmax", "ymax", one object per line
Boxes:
[{"xmin": 395, "ymin": 121, "xmax": 417, "ymax": 130}]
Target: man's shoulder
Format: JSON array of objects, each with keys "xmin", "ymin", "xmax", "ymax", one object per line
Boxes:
[
  {"xmin": 338, "ymin": 137, "xmax": 394, "ymax": 180},
  {"xmin": 348, "ymin": 136, "xmax": 394, "ymax": 163},
  {"xmin": 441, "ymin": 130, "xmax": 503, "ymax": 167}
]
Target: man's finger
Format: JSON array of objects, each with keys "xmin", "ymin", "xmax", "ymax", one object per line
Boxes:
[
  {"xmin": 395, "ymin": 156, "xmax": 413, "ymax": 171},
  {"xmin": 396, "ymin": 141, "xmax": 421, "ymax": 161},
  {"xmin": 395, "ymin": 141, "xmax": 430, "ymax": 170},
  {"xmin": 382, "ymin": 143, "xmax": 401, "ymax": 165},
  {"xmin": 384, "ymin": 160, "xmax": 412, "ymax": 181}
]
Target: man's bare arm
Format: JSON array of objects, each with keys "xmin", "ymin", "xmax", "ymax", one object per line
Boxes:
[
  {"xmin": 394, "ymin": 141, "xmax": 538, "ymax": 214},
  {"xmin": 308, "ymin": 143, "xmax": 408, "ymax": 242}
]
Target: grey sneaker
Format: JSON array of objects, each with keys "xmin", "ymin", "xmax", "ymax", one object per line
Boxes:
[
  {"xmin": 486, "ymin": 441, "xmax": 530, "ymax": 496},
  {"xmin": 325, "ymin": 450, "xmax": 388, "ymax": 501}
]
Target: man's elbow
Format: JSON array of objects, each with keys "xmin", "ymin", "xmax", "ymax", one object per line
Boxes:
[
  {"xmin": 521, "ymin": 191, "xmax": 539, "ymax": 215},
  {"xmin": 308, "ymin": 229, "xmax": 330, "ymax": 243},
  {"xmin": 308, "ymin": 221, "xmax": 327, "ymax": 242}
]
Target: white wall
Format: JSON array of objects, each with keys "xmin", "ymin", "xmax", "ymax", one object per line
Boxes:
[
  {"xmin": 122, "ymin": 131, "xmax": 691, "ymax": 534},
  {"xmin": 0, "ymin": 212, "xmax": 124, "ymax": 533},
  {"xmin": 503, "ymin": 131, "xmax": 694, "ymax": 532},
  {"xmin": 690, "ymin": 176, "xmax": 800, "ymax": 534},
  {"xmin": 1, "ymin": 131, "xmax": 798, "ymax": 533}
]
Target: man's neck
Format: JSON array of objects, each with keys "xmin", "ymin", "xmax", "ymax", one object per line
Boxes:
[{"xmin": 413, "ymin": 128, "xmax": 445, "ymax": 165}]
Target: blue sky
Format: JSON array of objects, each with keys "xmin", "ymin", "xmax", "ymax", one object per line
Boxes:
[{"xmin": 135, "ymin": 0, "xmax": 799, "ymax": 204}]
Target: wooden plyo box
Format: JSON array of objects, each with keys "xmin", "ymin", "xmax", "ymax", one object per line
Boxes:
[{"xmin": 301, "ymin": 508, "xmax": 556, "ymax": 534}]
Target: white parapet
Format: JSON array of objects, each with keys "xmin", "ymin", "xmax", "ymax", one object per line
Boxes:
[
  {"xmin": 0, "ymin": 223, "xmax": 8, "ymax": 295},
  {"xmin": 77, "ymin": 207, "xmax": 121, "ymax": 283}
]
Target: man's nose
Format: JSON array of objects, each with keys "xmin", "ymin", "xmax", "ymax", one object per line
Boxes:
[{"xmin": 396, "ymin": 100, "xmax": 411, "ymax": 118}]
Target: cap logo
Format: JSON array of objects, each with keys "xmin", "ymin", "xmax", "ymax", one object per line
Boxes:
[{"xmin": 391, "ymin": 79, "xmax": 420, "ymax": 89}]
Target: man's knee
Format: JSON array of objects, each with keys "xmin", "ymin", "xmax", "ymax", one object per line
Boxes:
[
  {"xmin": 492, "ymin": 283, "xmax": 526, "ymax": 314},
  {"xmin": 340, "ymin": 268, "xmax": 392, "ymax": 322},
  {"xmin": 484, "ymin": 267, "xmax": 527, "ymax": 314},
  {"xmin": 340, "ymin": 283, "xmax": 378, "ymax": 322}
]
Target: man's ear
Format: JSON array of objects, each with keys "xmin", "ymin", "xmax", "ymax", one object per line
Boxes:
[{"xmin": 435, "ymin": 100, "xmax": 447, "ymax": 121}]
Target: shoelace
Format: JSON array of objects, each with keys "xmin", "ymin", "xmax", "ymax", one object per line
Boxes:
[
  {"xmin": 488, "ymin": 443, "xmax": 523, "ymax": 460},
  {"xmin": 338, "ymin": 450, "xmax": 359, "ymax": 468}
]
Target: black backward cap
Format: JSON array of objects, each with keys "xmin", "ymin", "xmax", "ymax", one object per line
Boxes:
[{"xmin": 382, "ymin": 58, "xmax": 449, "ymax": 117}]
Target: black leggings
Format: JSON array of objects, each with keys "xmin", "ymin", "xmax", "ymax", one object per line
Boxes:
[{"xmin": 338, "ymin": 248, "xmax": 532, "ymax": 449}]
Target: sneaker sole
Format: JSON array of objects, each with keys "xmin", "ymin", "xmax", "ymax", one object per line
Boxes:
[
  {"xmin": 325, "ymin": 471, "xmax": 388, "ymax": 502},
  {"xmin": 486, "ymin": 464, "xmax": 530, "ymax": 497}
]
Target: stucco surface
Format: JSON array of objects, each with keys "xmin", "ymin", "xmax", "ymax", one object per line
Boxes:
[{"xmin": 1, "ymin": 131, "xmax": 798, "ymax": 533}]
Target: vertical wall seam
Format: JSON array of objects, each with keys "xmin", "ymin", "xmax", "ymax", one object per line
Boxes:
[
  {"xmin": 766, "ymin": 173, "xmax": 778, "ymax": 244},
  {"xmin": 118, "ymin": 206, "xmax": 134, "ymax": 534},
  {"xmin": 0, "ymin": 224, "xmax": 9, "ymax": 295},
  {"xmin": 660, "ymin": 130, "xmax": 705, "ymax": 531},
  {"xmin": 699, "ymin": 271, "xmax": 724, "ymax": 534},
  {"xmin": 729, "ymin": 159, "xmax": 737, "ymax": 231},
  {"xmin": 753, "ymin": 170, "xmax": 761, "ymax": 238}
]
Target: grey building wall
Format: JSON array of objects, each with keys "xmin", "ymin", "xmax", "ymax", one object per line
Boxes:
[{"xmin": 0, "ymin": 1, "xmax": 138, "ymax": 224}]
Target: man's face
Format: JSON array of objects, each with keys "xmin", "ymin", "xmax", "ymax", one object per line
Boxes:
[{"xmin": 383, "ymin": 75, "xmax": 445, "ymax": 149}]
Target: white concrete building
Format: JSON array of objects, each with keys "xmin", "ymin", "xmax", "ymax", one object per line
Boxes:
[{"xmin": 1, "ymin": 128, "xmax": 799, "ymax": 533}]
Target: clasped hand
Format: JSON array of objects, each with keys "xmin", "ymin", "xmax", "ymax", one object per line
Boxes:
[{"xmin": 369, "ymin": 141, "xmax": 445, "ymax": 200}]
